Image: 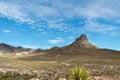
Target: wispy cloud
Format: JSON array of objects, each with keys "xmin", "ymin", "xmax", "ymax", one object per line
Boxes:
[
  {"xmin": 1, "ymin": 0, "xmax": 120, "ymax": 22},
  {"xmin": 48, "ymin": 37, "xmax": 64, "ymax": 44},
  {"xmin": 2, "ymin": 29, "xmax": 11, "ymax": 33},
  {"xmin": 0, "ymin": 1, "xmax": 33, "ymax": 23},
  {"xmin": 0, "ymin": 0, "xmax": 120, "ymax": 35},
  {"xmin": 82, "ymin": 20, "xmax": 118, "ymax": 35},
  {"xmin": 23, "ymin": 45, "xmax": 39, "ymax": 49},
  {"xmin": 74, "ymin": 0, "xmax": 120, "ymax": 20}
]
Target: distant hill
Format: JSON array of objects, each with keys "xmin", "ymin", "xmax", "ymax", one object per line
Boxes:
[
  {"xmin": 47, "ymin": 34, "xmax": 99, "ymax": 53},
  {"xmin": 1, "ymin": 34, "xmax": 120, "ymax": 61},
  {"xmin": 20, "ymin": 34, "xmax": 120, "ymax": 61},
  {"xmin": 0, "ymin": 43, "xmax": 32, "ymax": 54}
]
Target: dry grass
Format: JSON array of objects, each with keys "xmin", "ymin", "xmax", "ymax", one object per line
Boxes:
[{"xmin": 0, "ymin": 50, "xmax": 120, "ymax": 80}]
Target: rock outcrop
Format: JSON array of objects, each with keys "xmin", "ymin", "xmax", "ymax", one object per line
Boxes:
[{"xmin": 69, "ymin": 34, "xmax": 98, "ymax": 48}]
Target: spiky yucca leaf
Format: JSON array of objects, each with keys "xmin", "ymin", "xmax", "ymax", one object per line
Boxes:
[{"xmin": 71, "ymin": 66, "xmax": 89, "ymax": 80}]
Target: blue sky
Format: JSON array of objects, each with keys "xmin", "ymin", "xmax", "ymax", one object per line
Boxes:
[{"xmin": 0, "ymin": 0, "xmax": 120, "ymax": 50}]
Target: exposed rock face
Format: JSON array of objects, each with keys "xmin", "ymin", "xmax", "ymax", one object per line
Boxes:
[
  {"xmin": 68, "ymin": 34, "xmax": 98, "ymax": 49},
  {"xmin": 0, "ymin": 43, "xmax": 32, "ymax": 54},
  {"xmin": 79, "ymin": 34, "xmax": 88, "ymax": 40}
]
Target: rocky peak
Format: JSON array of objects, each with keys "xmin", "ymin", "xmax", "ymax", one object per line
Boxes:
[
  {"xmin": 69, "ymin": 34, "xmax": 98, "ymax": 49},
  {"xmin": 80, "ymin": 34, "xmax": 88, "ymax": 40},
  {"xmin": 76, "ymin": 34, "xmax": 88, "ymax": 41}
]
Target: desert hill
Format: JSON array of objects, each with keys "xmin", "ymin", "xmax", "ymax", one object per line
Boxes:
[
  {"xmin": 20, "ymin": 34, "xmax": 120, "ymax": 61},
  {"xmin": 67, "ymin": 34, "xmax": 98, "ymax": 48},
  {"xmin": 0, "ymin": 43, "xmax": 15, "ymax": 53},
  {"xmin": 0, "ymin": 34, "xmax": 120, "ymax": 80},
  {"xmin": 0, "ymin": 43, "xmax": 32, "ymax": 54},
  {"xmin": 0, "ymin": 34, "xmax": 120, "ymax": 61}
]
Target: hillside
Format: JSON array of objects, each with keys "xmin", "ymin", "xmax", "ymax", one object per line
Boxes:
[
  {"xmin": 0, "ymin": 34, "xmax": 120, "ymax": 80},
  {"xmin": 0, "ymin": 43, "xmax": 32, "ymax": 54},
  {"xmin": 20, "ymin": 34, "xmax": 120, "ymax": 61}
]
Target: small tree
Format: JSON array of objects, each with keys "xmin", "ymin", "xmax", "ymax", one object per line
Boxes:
[{"xmin": 71, "ymin": 65, "xmax": 89, "ymax": 80}]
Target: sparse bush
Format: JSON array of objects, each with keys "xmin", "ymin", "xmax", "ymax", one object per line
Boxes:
[
  {"xmin": 71, "ymin": 65, "xmax": 89, "ymax": 80},
  {"xmin": 0, "ymin": 71, "xmax": 36, "ymax": 80}
]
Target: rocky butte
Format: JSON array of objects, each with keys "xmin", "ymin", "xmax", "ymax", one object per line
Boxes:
[{"xmin": 68, "ymin": 34, "xmax": 98, "ymax": 49}]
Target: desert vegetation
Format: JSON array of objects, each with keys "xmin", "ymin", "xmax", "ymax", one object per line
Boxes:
[
  {"xmin": 0, "ymin": 71, "xmax": 36, "ymax": 80},
  {"xmin": 0, "ymin": 54, "xmax": 120, "ymax": 80},
  {"xmin": 71, "ymin": 66, "xmax": 89, "ymax": 80}
]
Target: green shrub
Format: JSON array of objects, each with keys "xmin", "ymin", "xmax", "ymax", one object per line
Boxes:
[{"xmin": 71, "ymin": 65, "xmax": 89, "ymax": 80}]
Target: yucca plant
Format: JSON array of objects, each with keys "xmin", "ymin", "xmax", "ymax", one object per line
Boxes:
[{"xmin": 71, "ymin": 65, "xmax": 89, "ymax": 80}]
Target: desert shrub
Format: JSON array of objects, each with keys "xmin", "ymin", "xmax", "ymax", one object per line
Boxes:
[
  {"xmin": 71, "ymin": 65, "xmax": 89, "ymax": 80},
  {"xmin": 0, "ymin": 71, "xmax": 36, "ymax": 80}
]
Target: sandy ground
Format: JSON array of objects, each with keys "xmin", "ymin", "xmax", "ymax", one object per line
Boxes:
[{"xmin": 93, "ymin": 76, "xmax": 119, "ymax": 80}]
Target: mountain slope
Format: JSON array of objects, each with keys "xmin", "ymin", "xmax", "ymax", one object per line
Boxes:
[
  {"xmin": 20, "ymin": 34, "xmax": 120, "ymax": 61},
  {"xmin": 0, "ymin": 43, "xmax": 32, "ymax": 54},
  {"xmin": 0, "ymin": 43, "xmax": 15, "ymax": 53},
  {"xmin": 68, "ymin": 34, "xmax": 98, "ymax": 48},
  {"xmin": 46, "ymin": 34, "xmax": 120, "ymax": 60}
]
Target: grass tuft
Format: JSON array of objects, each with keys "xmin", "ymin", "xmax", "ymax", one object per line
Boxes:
[{"xmin": 71, "ymin": 65, "xmax": 89, "ymax": 80}]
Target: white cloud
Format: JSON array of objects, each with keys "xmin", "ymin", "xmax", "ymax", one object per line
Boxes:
[
  {"xmin": 47, "ymin": 20, "xmax": 68, "ymax": 31},
  {"xmin": 1, "ymin": 0, "xmax": 120, "ymax": 22},
  {"xmin": 2, "ymin": 29, "xmax": 11, "ymax": 33},
  {"xmin": 0, "ymin": 1, "xmax": 33, "ymax": 23},
  {"xmin": 48, "ymin": 37, "xmax": 64, "ymax": 44},
  {"xmin": 82, "ymin": 20, "xmax": 118, "ymax": 35},
  {"xmin": 23, "ymin": 45, "xmax": 39, "ymax": 49},
  {"xmin": 0, "ymin": 0, "xmax": 120, "ymax": 35},
  {"xmin": 74, "ymin": 0, "xmax": 120, "ymax": 20}
]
